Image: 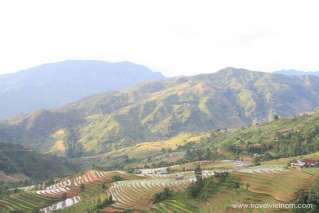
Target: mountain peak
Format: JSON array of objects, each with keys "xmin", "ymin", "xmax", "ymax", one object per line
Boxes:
[
  {"xmin": 217, "ymin": 67, "xmax": 256, "ymax": 75},
  {"xmin": 0, "ymin": 60, "xmax": 164, "ymax": 119}
]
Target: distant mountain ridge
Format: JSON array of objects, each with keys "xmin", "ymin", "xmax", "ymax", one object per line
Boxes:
[
  {"xmin": 0, "ymin": 60, "xmax": 164, "ymax": 119},
  {"xmin": 275, "ymin": 69, "xmax": 319, "ymax": 77},
  {"xmin": 2, "ymin": 68, "xmax": 319, "ymax": 156}
]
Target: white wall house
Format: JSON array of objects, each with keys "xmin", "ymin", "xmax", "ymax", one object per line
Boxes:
[{"xmin": 137, "ymin": 167, "xmax": 168, "ymax": 175}]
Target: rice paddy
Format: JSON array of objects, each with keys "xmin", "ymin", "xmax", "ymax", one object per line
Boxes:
[
  {"xmin": 235, "ymin": 168, "xmax": 319, "ymax": 202},
  {"xmin": 0, "ymin": 170, "xmax": 122, "ymax": 212},
  {"xmin": 108, "ymin": 177, "xmax": 196, "ymax": 210},
  {"xmin": 0, "ymin": 191, "xmax": 58, "ymax": 213}
]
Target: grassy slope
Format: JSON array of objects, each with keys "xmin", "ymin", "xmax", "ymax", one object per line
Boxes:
[
  {"xmin": 55, "ymin": 182, "xmax": 107, "ymax": 213},
  {"xmin": 77, "ymin": 110, "xmax": 319, "ymax": 170},
  {"xmin": 0, "ymin": 191, "xmax": 59, "ymax": 213},
  {"xmin": 0, "ymin": 171, "xmax": 139, "ymax": 213},
  {"xmin": 56, "ymin": 172, "xmax": 141, "ymax": 213},
  {"xmin": 235, "ymin": 169, "xmax": 319, "ymax": 202},
  {"xmin": 149, "ymin": 168, "xmax": 319, "ymax": 213},
  {"xmin": 198, "ymin": 190, "xmax": 288, "ymax": 213},
  {"xmin": 2, "ymin": 68, "xmax": 319, "ymax": 156},
  {"xmin": 0, "ymin": 143, "xmax": 77, "ymax": 182}
]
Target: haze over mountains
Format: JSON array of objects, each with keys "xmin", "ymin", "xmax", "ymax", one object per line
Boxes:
[
  {"xmin": 2, "ymin": 67, "xmax": 319, "ymax": 157},
  {"xmin": 275, "ymin": 69, "xmax": 319, "ymax": 77},
  {"xmin": 0, "ymin": 60, "xmax": 164, "ymax": 119}
]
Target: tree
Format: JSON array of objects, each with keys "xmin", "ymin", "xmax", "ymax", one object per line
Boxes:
[
  {"xmin": 246, "ymin": 183, "xmax": 250, "ymax": 190},
  {"xmin": 185, "ymin": 148, "xmax": 193, "ymax": 161},
  {"xmin": 203, "ymin": 148, "xmax": 213, "ymax": 160},
  {"xmin": 188, "ymin": 165, "xmax": 204, "ymax": 198},
  {"xmin": 194, "ymin": 165, "xmax": 203, "ymax": 184},
  {"xmin": 102, "ymin": 182, "xmax": 106, "ymax": 189},
  {"xmin": 187, "ymin": 180, "xmax": 203, "ymax": 198},
  {"xmin": 253, "ymin": 157, "xmax": 261, "ymax": 166},
  {"xmin": 153, "ymin": 188, "xmax": 172, "ymax": 203},
  {"xmin": 80, "ymin": 184, "xmax": 85, "ymax": 192},
  {"xmin": 112, "ymin": 175, "xmax": 123, "ymax": 182}
]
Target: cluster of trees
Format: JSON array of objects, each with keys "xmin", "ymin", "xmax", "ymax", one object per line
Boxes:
[
  {"xmin": 85, "ymin": 196, "xmax": 113, "ymax": 213},
  {"xmin": 65, "ymin": 130, "xmax": 85, "ymax": 158},
  {"xmin": 111, "ymin": 175, "xmax": 123, "ymax": 182},
  {"xmin": 147, "ymin": 160, "xmax": 172, "ymax": 168},
  {"xmin": 153, "ymin": 188, "xmax": 173, "ymax": 203},
  {"xmin": 225, "ymin": 127, "xmax": 319, "ymax": 160},
  {"xmin": 187, "ymin": 166, "xmax": 240, "ymax": 200},
  {"xmin": 102, "ymin": 155, "xmax": 138, "ymax": 170},
  {"xmin": 185, "ymin": 147, "xmax": 219, "ymax": 161},
  {"xmin": 0, "ymin": 182, "xmax": 29, "ymax": 199},
  {"xmin": 226, "ymin": 142, "xmax": 272, "ymax": 157},
  {"xmin": 0, "ymin": 143, "xmax": 77, "ymax": 182},
  {"xmin": 273, "ymin": 130, "xmax": 319, "ymax": 157},
  {"xmin": 294, "ymin": 177, "xmax": 319, "ymax": 212}
]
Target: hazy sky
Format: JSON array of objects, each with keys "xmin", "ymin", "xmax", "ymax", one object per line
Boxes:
[{"xmin": 0, "ymin": 0, "xmax": 318, "ymax": 77}]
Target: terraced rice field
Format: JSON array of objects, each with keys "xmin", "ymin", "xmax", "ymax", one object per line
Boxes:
[
  {"xmin": 108, "ymin": 177, "xmax": 195, "ymax": 210},
  {"xmin": 139, "ymin": 170, "xmax": 220, "ymax": 179},
  {"xmin": 36, "ymin": 170, "xmax": 118, "ymax": 198},
  {"xmin": 40, "ymin": 196, "xmax": 81, "ymax": 213},
  {"xmin": 236, "ymin": 169, "xmax": 319, "ymax": 201},
  {"xmin": 0, "ymin": 191, "xmax": 58, "ymax": 213},
  {"xmin": 238, "ymin": 166, "xmax": 287, "ymax": 174},
  {"xmin": 55, "ymin": 182, "xmax": 109, "ymax": 213},
  {"xmin": 0, "ymin": 170, "xmax": 119, "ymax": 212},
  {"xmin": 198, "ymin": 189, "xmax": 287, "ymax": 213},
  {"xmin": 150, "ymin": 200, "xmax": 195, "ymax": 213}
]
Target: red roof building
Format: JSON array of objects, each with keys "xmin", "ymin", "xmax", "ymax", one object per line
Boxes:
[{"xmin": 303, "ymin": 159, "xmax": 318, "ymax": 167}]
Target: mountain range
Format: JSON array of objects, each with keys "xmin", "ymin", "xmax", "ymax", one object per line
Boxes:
[
  {"xmin": 275, "ymin": 69, "xmax": 319, "ymax": 77},
  {"xmin": 1, "ymin": 67, "xmax": 319, "ymax": 157},
  {"xmin": 0, "ymin": 60, "xmax": 164, "ymax": 119}
]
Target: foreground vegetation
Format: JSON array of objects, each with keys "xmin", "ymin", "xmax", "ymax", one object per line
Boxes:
[
  {"xmin": 56, "ymin": 182, "xmax": 111, "ymax": 213},
  {"xmin": 0, "ymin": 143, "xmax": 77, "ymax": 183},
  {"xmin": 0, "ymin": 191, "xmax": 58, "ymax": 213}
]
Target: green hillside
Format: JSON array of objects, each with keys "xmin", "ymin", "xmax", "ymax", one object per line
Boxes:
[
  {"xmin": 85, "ymin": 109, "xmax": 319, "ymax": 170},
  {"xmin": 2, "ymin": 68, "xmax": 319, "ymax": 157},
  {"xmin": 0, "ymin": 143, "xmax": 77, "ymax": 182},
  {"xmin": 201, "ymin": 109, "xmax": 319, "ymax": 160}
]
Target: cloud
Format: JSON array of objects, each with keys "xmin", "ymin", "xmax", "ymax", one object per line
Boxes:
[{"xmin": 0, "ymin": 0, "xmax": 318, "ymax": 76}]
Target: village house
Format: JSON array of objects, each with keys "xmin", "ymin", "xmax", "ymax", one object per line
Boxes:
[
  {"xmin": 175, "ymin": 174, "xmax": 184, "ymax": 180},
  {"xmin": 136, "ymin": 167, "xmax": 168, "ymax": 176},
  {"xmin": 303, "ymin": 159, "xmax": 318, "ymax": 167},
  {"xmin": 290, "ymin": 159, "xmax": 318, "ymax": 168}
]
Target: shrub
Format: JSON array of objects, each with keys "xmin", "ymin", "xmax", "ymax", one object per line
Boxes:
[
  {"xmin": 153, "ymin": 188, "xmax": 173, "ymax": 203},
  {"xmin": 112, "ymin": 175, "xmax": 123, "ymax": 182}
]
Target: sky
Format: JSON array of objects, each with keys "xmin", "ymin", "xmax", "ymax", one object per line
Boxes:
[{"xmin": 0, "ymin": 0, "xmax": 319, "ymax": 77}]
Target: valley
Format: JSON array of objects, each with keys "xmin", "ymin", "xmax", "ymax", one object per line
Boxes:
[
  {"xmin": 2, "ymin": 68, "xmax": 319, "ymax": 158},
  {"xmin": 1, "ymin": 68, "xmax": 319, "ymax": 212},
  {"xmin": 1, "ymin": 158, "xmax": 318, "ymax": 213},
  {"xmin": 2, "ymin": 0, "xmax": 319, "ymax": 212}
]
